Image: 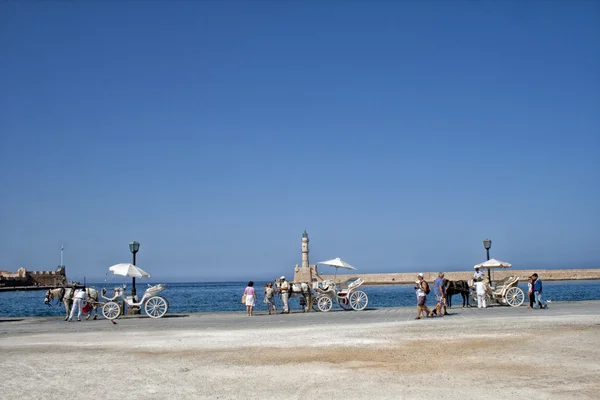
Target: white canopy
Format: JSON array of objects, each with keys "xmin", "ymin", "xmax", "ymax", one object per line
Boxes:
[
  {"xmin": 109, "ymin": 263, "xmax": 151, "ymax": 278},
  {"xmin": 474, "ymin": 259, "xmax": 512, "ymax": 269},
  {"xmin": 318, "ymin": 258, "xmax": 357, "ymax": 270}
]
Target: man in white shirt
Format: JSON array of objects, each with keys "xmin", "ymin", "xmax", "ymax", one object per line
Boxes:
[
  {"xmin": 475, "ymin": 279, "xmax": 487, "ymax": 308},
  {"xmin": 279, "ymin": 276, "xmax": 290, "ymax": 314},
  {"xmin": 474, "ymin": 267, "xmax": 485, "ymax": 281},
  {"xmin": 68, "ymin": 287, "xmax": 87, "ymax": 322}
]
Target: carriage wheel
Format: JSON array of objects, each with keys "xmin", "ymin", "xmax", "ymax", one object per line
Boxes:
[
  {"xmin": 145, "ymin": 296, "xmax": 168, "ymax": 318},
  {"xmin": 317, "ymin": 296, "xmax": 333, "ymax": 312},
  {"xmin": 312, "ymin": 295, "xmax": 320, "ymax": 311},
  {"xmin": 349, "ymin": 290, "xmax": 368, "ymax": 311},
  {"xmin": 102, "ymin": 301, "xmax": 120, "ymax": 320},
  {"xmin": 338, "ymin": 296, "xmax": 352, "ymax": 311},
  {"xmin": 505, "ymin": 287, "xmax": 524, "ymax": 307}
]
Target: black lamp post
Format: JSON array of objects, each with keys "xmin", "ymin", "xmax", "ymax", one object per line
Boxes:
[
  {"xmin": 483, "ymin": 238, "xmax": 492, "ymax": 283},
  {"xmin": 129, "ymin": 241, "xmax": 140, "ymax": 298}
]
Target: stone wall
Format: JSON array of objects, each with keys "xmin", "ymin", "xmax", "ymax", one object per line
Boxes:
[
  {"xmin": 0, "ymin": 266, "xmax": 67, "ymax": 287},
  {"xmin": 319, "ymin": 269, "xmax": 600, "ymax": 285}
]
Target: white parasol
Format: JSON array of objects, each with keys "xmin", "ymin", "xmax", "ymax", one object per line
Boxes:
[
  {"xmin": 474, "ymin": 259, "xmax": 512, "ymax": 269},
  {"xmin": 108, "ymin": 263, "xmax": 150, "ymax": 278},
  {"xmin": 474, "ymin": 259, "xmax": 512, "ymax": 284},
  {"xmin": 318, "ymin": 257, "xmax": 357, "ymax": 279}
]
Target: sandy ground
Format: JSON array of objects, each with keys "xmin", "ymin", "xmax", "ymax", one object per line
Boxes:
[{"xmin": 1, "ymin": 307, "xmax": 599, "ymax": 399}]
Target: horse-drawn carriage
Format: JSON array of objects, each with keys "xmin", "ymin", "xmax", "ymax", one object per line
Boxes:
[
  {"xmin": 277, "ymin": 257, "xmax": 370, "ymax": 313},
  {"xmin": 311, "ymin": 277, "xmax": 369, "ymax": 312},
  {"xmin": 469, "ymin": 275, "xmax": 525, "ymax": 307},
  {"xmin": 469, "ymin": 259, "xmax": 525, "ymax": 307},
  {"xmin": 44, "ymin": 263, "xmax": 169, "ymax": 320}
]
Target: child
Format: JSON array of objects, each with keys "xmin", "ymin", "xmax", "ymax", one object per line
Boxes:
[{"xmin": 263, "ymin": 282, "xmax": 277, "ymax": 315}]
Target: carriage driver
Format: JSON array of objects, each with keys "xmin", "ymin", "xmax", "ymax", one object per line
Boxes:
[
  {"xmin": 68, "ymin": 287, "xmax": 87, "ymax": 322},
  {"xmin": 279, "ymin": 276, "xmax": 290, "ymax": 314},
  {"xmin": 473, "ymin": 267, "xmax": 485, "ymax": 281}
]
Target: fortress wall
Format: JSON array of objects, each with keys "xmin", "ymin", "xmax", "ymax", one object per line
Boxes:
[{"xmin": 318, "ymin": 269, "xmax": 600, "ymax": 285}]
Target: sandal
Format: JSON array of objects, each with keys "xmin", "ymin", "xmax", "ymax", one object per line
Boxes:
[{"xmin": 415, "ymin": 317, "xmax": 421, "ymax": 320}]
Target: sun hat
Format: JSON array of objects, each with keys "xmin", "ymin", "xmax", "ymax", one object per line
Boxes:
[
  {"xmin": 280, "ymin": 276, "xmax": 286, "ymax": 280},
  {"xmin": 418, "ymin": 273, "xmax": 424, "ymax": 277}
]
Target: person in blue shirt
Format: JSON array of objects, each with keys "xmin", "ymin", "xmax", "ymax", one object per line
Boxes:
[
  {"xmin": 432, "ymin": 272, "xmax": 447, "ymax": 316},
  {"xmin": 532, "ymin": 273, "xmax": 547, "ymax": 309}
]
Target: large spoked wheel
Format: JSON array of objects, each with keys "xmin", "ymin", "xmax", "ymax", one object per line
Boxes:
[
  {"xmin": 102, "ymin": 301, "xmax": 121, "ymax": 320},
  {"xmin": 317, "ymin": 296, "xmax": 333, "ymax": 312},
  {"xmin": 312, "ymin": 295, "xmax": 320, "ymax": 311},
  {"xmin": 505, "ymin": 287, "xmax": 525, "ymax": 307},
  {"xmin": 337, "ymin": 295, "xmax": 353, "ymax": 311},
  {"xmin": 145, "ymin": 296, "xmax": 168, "ymax": 318},
  {"xmin": 349, "ymin": 290, "xmax": 368, "ymax": 311}
]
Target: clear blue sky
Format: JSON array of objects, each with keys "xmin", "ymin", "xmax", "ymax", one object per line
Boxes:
[{"xmin": 1, "ymin": 1, "xmax": 598, "ymax": 283}]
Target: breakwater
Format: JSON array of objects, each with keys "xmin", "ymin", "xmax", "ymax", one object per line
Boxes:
[{"xmin": 319, "ymin": 268, "xmax": 600, "ymax": 284}]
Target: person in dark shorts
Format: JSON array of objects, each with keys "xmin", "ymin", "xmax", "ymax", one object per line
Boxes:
[{"xmin": 415, "ymin": 273, "xmax": 431, "ymax": 319}]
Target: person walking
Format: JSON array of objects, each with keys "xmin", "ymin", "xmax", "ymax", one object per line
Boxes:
[
  {"xmin": 415, "ymin": 273, "xmax": 431, "ymax": 319},
  {"xmin": 279, "ymin": 276, "xmax": 290, "ymax": 314},
  {"xmin": 527, "ymin": 276, "xmax": 535, "ymax": 308},
  {"xmin": 532, "ymin": 273, "xmax": 547, "ymax": 309},
  {"xmin": 432, "ymin": 272, "xmax": 447, "ymax": 316},
  {"xmin": 68, "ymin": 287, "xmax": 87, "ymax": 322},
  {"xmin": 244, "ymin": 281, "xmax": 256, "ymax": 316},
  {"xmin": 475, "ymin": 278, "xmax": 487, "ymax": 308},
  {"xmin": 263, "ymin": 282, "xmax": 277, "ymax": 314}
]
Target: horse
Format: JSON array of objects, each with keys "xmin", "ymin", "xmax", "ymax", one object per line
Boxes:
[
  {"xmin": 44, "ymin": 287, "xmax": 100, "ymax": 320},
  {"xmin": 274, "ymin": 279, "xmax": 312, "ymax": 312},
  {"xmin": 444, "ymin": 279, "xmax": 471, "ymax": 308}
]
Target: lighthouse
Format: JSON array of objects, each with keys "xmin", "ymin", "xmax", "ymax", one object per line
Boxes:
[
  {"xmin": 294, "ymin": 230, "xmax": 318, "ymax": 282},
  {"xmin": 301, "ymin": 230, "xmax": 309, "ymax": 269}
]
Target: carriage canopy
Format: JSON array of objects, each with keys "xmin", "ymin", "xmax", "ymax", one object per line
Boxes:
[{"xmin": 474, "ymin": 258, "xmax": 512, "ymax": 269}]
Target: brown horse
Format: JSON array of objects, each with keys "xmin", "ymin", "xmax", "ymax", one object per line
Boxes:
[
  {"xmin": 444, "ymin": 279, "xmax": 471, "ymax": 308},
  {"xmin": 44, "ymin": 287, "xmax": 100, "ymax": 320}
]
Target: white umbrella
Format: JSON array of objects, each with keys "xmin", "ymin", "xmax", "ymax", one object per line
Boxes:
[
  {"xmin": 318, "ymin": 258, "xmax": 356, "ymax": 279},
  {"xmin": 474, "ymin": 259, "xmax": 512, "ymax": 269},
  {"xmin": 474, "ymin": 259, "xmax": 511, "ymax": 285},
  {"xmin": 109, "ymin": 263, "xmax": 150, "ymax": 278}
]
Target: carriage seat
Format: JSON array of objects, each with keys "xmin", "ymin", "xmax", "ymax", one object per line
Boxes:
[{"xmin": 492, "ymin": 276, "xmax": 519, "ymax": 296}]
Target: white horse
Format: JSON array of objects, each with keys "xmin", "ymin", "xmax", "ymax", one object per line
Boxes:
[
  {"xmin": 44, "ymin": 287, "xmax": 100, "ymax": 320},
  {"xmin": 274, "ymin": 279, "xmax": 312, "ymax": 312}
]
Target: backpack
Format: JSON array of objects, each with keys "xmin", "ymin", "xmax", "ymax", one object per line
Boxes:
[{"xmin": 424, "ymin": 282, "xmax": 431, "ymax": 295}]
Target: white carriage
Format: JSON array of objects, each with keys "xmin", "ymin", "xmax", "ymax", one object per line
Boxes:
[
  {"xmin": 100, "ymin": 263, "xmax": 169, "ymax": 319},
  {"xmin": 101, "ymin": 283, "xmax": 169, "ymax": 319},
  {"xmin": 312, "ymin": 277, "xmax": 369, "ymax": 312},
  {"xmin": 470, "ymin": 259, "xmax": 525, "ymax": 307}
]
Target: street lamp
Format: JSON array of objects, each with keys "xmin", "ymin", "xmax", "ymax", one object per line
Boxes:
[
  {"xmin": 482, "ymin": 238, "xmax": 492, "ymax": 283},
  {"xmin": 129, "ymin": 241, "xmax": 140, "ymax": 298}
]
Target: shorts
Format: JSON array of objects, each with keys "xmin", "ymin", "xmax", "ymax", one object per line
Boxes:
[
  {"xmin": 417, "ymin": 296, "xmax": 427, "ymax": 306},
  {"xmin": 436, "ymin": 295, "xmax": 446, "ymax": 306},
  {"xmin": 264, "ymin": 297, "xmax": 275, "ymax": 305}
]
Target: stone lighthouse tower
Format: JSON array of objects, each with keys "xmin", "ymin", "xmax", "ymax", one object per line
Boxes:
[
  {"xmin": 301, "ymin": 230, "xmax": 309, "ymax": 269},
  {"xmin": 294, "ymin": 230, "xmax": 318, "ymax": 282}
]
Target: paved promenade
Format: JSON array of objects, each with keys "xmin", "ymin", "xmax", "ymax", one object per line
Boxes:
[
  {"xmin": 1, "ymin": 301, "xmax": 599, "ymax": 399},
  {"xmin": 2, "ymin": 300, "xmax": 598, "ymax": 335}
]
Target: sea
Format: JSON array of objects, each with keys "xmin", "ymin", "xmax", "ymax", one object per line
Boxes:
[{"xmin": 1, "ymin": 280, "xmax": 599, "ymax": 318}]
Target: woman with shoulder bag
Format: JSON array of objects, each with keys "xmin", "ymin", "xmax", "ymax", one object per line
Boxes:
[{"xmin": 244, "ymin": 281, "xmax": 256, "ymax": 316}]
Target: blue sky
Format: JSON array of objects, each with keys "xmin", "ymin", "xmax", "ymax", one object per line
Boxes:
[{"xmin": 1, "ymin": 1, "xmax": 598, "ymax": 283}]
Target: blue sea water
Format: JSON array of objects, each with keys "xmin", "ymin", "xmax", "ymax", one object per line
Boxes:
[{"xmin": 1, "ymin": 280, "xmax": 599, "ymax": 318}]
